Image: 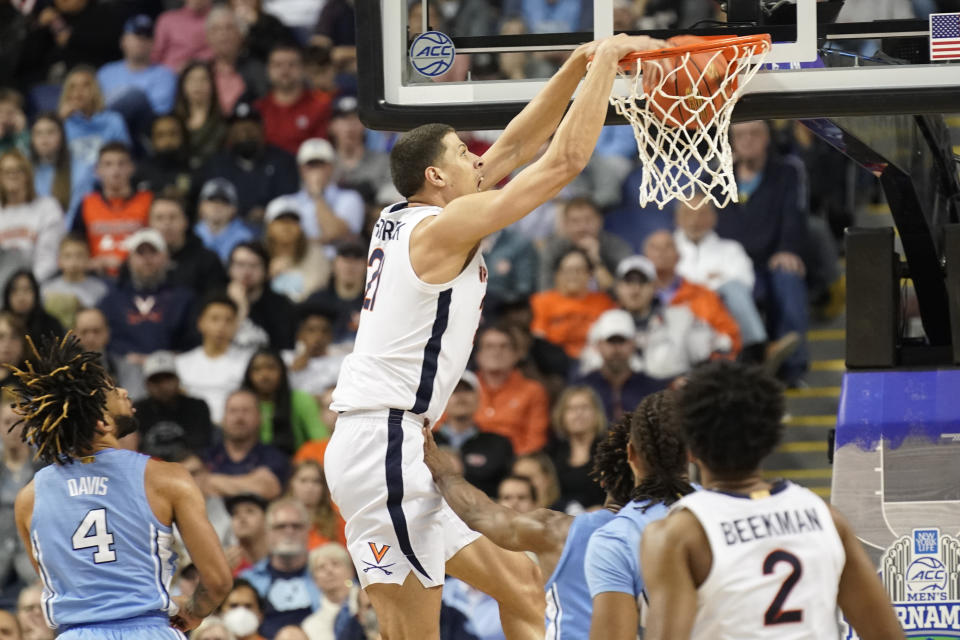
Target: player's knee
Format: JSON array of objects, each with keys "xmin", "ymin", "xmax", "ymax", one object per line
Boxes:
[{"xmin": 499, "ymin": 557, "xmax": 545, "ymax": 617}]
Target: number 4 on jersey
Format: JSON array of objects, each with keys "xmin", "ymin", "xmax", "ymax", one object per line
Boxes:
[{"xmin": 72, "ymin": 508, "xmax": 117, "ymax": 563}]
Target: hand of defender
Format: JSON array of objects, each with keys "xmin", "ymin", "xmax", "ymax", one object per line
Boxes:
[
  {"xmin": 169, "ymin": 596, "xmax": 204, "ymax": 632},
  {"xmin": 422, "ymin": 426, "xmax": 459, "ymax": 483}
]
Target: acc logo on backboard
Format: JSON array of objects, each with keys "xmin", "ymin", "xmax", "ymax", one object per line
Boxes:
[
  {"xmin": 410, "ymin": 31, "xmax": 455, "ymax": 77},
  {"xmin": 846, "ymin": 528, "xmax": 960, "ymax": 639}
]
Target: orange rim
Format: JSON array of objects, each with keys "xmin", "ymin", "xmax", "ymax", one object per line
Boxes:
[{"xmin": 617, "ymin": 34, "xmax": 772, "ymax": 63}]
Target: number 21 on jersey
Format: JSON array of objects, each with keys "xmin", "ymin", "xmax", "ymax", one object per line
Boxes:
[
  {"xmin": 363, "ymin": 248, "xmax": 385, "ymax": 311},
  {"xmin": 72, "ymin": 508, "xmax": 117, "ymax": 564}
]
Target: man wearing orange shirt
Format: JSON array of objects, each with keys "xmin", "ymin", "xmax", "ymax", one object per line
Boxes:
[
  {"xmin": 473, "ymin": 325, "xmax": 550, "ymax": 456},
  {"xmin": 73, "ymin": 142, "xmax": 153, "ymax": 275},
  {"xmin": 643, "ymin": 230, "xmax": 742, "ymax": 356}
]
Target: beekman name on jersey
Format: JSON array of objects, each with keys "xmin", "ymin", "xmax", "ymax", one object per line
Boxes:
[{"xmin": 719, "ymin": 508, "xmax": 823, "ymax": 546}]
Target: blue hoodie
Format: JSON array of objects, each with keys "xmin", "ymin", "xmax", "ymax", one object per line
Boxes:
[{"xmin": 98, "ymin": 275, "xmax": 197, "ymax": 356}]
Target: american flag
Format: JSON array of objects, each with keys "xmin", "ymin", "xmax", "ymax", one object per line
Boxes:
[{"xmin": 930, "ymin": 12, "xmax": 960, "ymax": 61}]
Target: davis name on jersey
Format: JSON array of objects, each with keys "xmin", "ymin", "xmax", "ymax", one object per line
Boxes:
[
  {"xmin": 66, "ymin": 476, "xmax": 109, "ymax": 497},
  {"xmin": 332, "ymin": 203, "xmax": 487, "ymax": 424}
]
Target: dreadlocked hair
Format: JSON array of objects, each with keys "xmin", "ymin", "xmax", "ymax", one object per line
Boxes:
[
  {"xmin": 629, "ymin": 390, "xmax": 694, "ymax": 510},
  {"xmin": 590, "ymin": 414, "xmax": 634, "ymax": 506},
  {"xmin": 5, "ymin": 332, "xmax": 110, "ymax": 465}
]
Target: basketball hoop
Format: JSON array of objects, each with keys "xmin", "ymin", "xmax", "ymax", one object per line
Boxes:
[{"xmin": 612, "ymin": 34, "xmax": 772, "ymax": 210}]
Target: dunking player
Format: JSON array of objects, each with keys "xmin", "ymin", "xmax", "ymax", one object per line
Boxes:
[
  {"xmin": 9, "ymin": 335, "xmax": 233, "ymax": 638},
  {"xmin": 641, "ymin": 361, "xmax": 904, "ymax": 640},
  {"xmin": 421, "ymin": 390, "xmax": 692, "ymax": 640},
  {"xmin": 324, "ymin": 33, "xmax": 665, "ymax": 639}
]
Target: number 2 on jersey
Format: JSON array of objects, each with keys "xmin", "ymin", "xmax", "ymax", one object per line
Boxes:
[
  {"xmin": 763, "ymin": 549, "xmax": 803, "ymax": 625},
  {"xmin": 363, "ymin": 248, "xmax": 386, "ymax": 311},
  {"xmin": 72, "ymin": 508, "xmax": 117, "ymax": 563}
]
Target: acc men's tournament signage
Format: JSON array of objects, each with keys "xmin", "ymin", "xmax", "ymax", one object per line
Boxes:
[
  {"xmin": 410, "ymin": 31, "xmax": 456, "ymax": 77},
  {"xmin": 845, "ymin": 528, "xmax": 960, "ymax": 639}
]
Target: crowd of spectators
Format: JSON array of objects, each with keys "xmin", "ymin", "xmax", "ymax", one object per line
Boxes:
[{"xmin": 0, "ymin": 0, "xmax": 948, "ymax": 638}]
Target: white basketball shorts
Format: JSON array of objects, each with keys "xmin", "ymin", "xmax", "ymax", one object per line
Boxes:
[{"xmin": 323, "ymin": 408, "xmax": 480, "ymax": 588}]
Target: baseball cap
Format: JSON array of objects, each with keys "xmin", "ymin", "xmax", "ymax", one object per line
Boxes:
[
  {"xmin": 297, "ymin": 138, "xmax": 335, "ymax": 165},
  {"xmin": 124, "ymin": 228, "xmax": 166, "ymax": 253},
  {"xmin": 616, "ymin": 255, "xmax": 656, "ymax": 281},
  {"xmin": 592, "ymin": 309, "xmax": 637, "ymax": 342},
  {"xmin": 331, "ymin": 95, "xmax": 359, "ymax": 119},
  {"xmin": 225, "ymin": 493, "xmax": 269, "ymax": 516},
  {"xmin": 140, "ymin": 421, "xmax": 187, "ymax": 461},
  {"xmin": 229, "ymin": 101, "xmax": 261, "ymax": 124},
  {"xmin": 336, "ymin": 236, "xmax": 367, "ymax": 259},
  {"xmin": 264, "ymin": 196, "xmax": 302, "ymax": 224},
  {"xmin": 142, "ymin": 351, "xmax": 178, "ymax": 380},
  {"xmin": 123, "ymin": 14, "xmax": 154, "ymax": 37},
  {"xmin": 456, "ymin": 370, "xmax": 480, "ymax": 391},
  {"xmin": 199, "ymin": 178, "xmax": 238, "ymax": 206}
]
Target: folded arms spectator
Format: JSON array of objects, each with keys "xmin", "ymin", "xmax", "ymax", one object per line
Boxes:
[{"xmin": 204, "ymin": 389, "xmax": 289, "ymax": 499}]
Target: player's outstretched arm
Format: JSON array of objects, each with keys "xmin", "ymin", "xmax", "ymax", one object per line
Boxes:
[
  {"xmin": 422, "ymin": 35, "xmax": 665, "ymax": 256},
  {"xmin": 478, "ymin": 41, "xmax": 594, "ymax": 188},
  {"xmin": 640, "ymin": 512, "xmax": 701, "ymax": 640},
  {"xmin": 149, "ymin": 460, "xmax": 233, "ymax": 631},
  {"xmin": 13, "ymin": 481, "xmax": 39, "ymax": 577},
  {"xmin": 832, "ymin": 507, "xmax": 906, "ymax": 640},
  {"xmin": 422, "ymin": 427, "xmax": 571, "ymax": 554}
]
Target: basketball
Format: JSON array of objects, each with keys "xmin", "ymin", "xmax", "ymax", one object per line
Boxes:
[{"xmin": 643, "ymin": 36, "xmax": 737, "ymax": 130}]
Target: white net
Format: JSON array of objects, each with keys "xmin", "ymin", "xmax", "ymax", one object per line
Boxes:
[{"xmin": 611, "ymin": 37, "xmax": 771, "ymax": 210}]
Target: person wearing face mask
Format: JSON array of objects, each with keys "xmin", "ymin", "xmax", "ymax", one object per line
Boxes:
[
  {"xmin": 135, "ymin": 116, "xmax": 195, "ymax": 196},
  {"xmin": 240, "ymin": 498, "xmax": 322, "ymax": 638},
  {"xmin": 194, "ymin": 101, "xmax": 299, "ymax": 225},
  {"xmin": 219, "ymin": 579, "xmax": 267, "ymax": 640}
]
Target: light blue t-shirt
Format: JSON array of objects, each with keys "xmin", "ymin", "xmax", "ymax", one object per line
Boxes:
[
  {"xmin": 194, "ymin": 218, "xmax": 255, "ymax": 264},
  {"xmin": 30, "ymin": 449, "xmax": 178, "ymax": 630},
  {"xmin": 63, "ymin": 111, "xmax": 131, "ymax": 229},
  {"xmin": 97, "ymin": 61, "xmax": 177, "ymax": 115},
  {"xmin": 584, "ymin": 499, "xmax": 670, "ymax": 601},
  {"xmin": 545, "ymin": 509, "xmax": 616, "ymax": 640}
]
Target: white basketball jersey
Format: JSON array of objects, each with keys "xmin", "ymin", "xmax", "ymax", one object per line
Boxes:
[
  {"xmin": 673, "ymin": 481, "xmax": 846, "ymax": 640},
  {"xmin": 331, "ymin": 203, "xmax": 487, "ymax": 424}
]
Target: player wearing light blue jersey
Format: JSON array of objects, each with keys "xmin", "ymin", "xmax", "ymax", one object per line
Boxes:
[
  {"xmin": 584, "ymin": 391, "xmax": 696, "ymax": 640},
  {"xmin": 421, "ymin": 389, "xmax": 688, "ymax": 640},
  {"xmin": 9, "ymin": 335, "xmax": 233, "ymax": 638}
]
